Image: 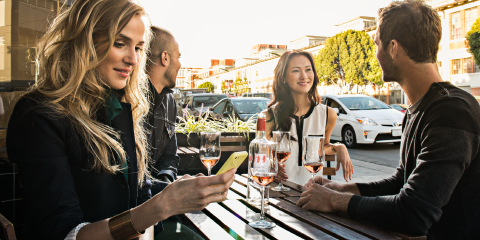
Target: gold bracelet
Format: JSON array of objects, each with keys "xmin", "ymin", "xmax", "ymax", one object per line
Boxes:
[
  {"xmin": 108, "ymin": 210, "xmax": 144, "ymax": 240},
  {"xmin": 331, "ymin": 144, "xmax": 337, "ymax": 154}
]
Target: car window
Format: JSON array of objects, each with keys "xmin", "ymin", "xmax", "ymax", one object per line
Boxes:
[
  {"xmin": 326, "ymin": 98, "xmax": 346, "ymax": 114},
  {"xmin": 213, "ymin": 101, "xmax": 226, "ymax": 114},
  {"xmin": 339, "ymin": 97, "xmax": 390, "ymax": 110},
  {"xmin": 233, "ymin": 100, "xmax": 269, "ymax": 114},
  {"xmin": 225, "ymin": 102, "xmax": 234, "ymax": 113},
  {"xmin": 192, "ymin": 95, "xmax": 227, "ymax": 108}
]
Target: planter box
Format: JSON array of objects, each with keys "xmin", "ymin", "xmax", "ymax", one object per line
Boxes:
[{"xmin": 176, "ymin": 132, "xmax": 255, "ymax": 175}]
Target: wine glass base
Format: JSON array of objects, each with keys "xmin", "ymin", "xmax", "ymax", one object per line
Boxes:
[
  {"xmin": 271, "ymin": 186, "xmax": 290, "ymax": 191},
  {"xmin": 249, "ymin": 220, "xmax": 276, "ymax": 229}
]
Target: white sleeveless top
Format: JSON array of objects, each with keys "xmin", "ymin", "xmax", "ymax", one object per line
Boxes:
[{"xmin": 272, "ymin": 104, "xmax": 328, "ymax": 185}]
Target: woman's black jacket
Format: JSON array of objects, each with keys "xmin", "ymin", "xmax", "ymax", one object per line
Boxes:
[{"xmin": 7, "ymin": 92, "xmax": 155, "ymax": 239}]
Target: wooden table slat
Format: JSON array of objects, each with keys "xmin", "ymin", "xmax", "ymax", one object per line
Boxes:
[
  {"xmin": 219, "ymin": 200, "xmax": 308, "ymax": 240},
  {"xmin": 227, "ymin": 189, "xmax": 244, "ymax": 200},
  {"xmin": 183, "ymin": 210, "xmax": 236, "ymax": 240},
  {"xmin": 323, "ymin": 167, "xmax": 336, "ymax": 176},
  {"xmin": 176, "ymin": 149, "xmax": 185, "ymax": 155},
  {"xmin": 325, "ymin": 155, "xmax": 335, "ymax": 162},
  {"xmin": 283, "ymin": 197, "xmax": 402, "ymax": 240},
  {"xmin": 204, "ymin": 203, "xmax": 267, "ymax": 240},
  {"xmin": 269, "ymin": 181, "xmax": 303, "ymax": 197},
  {"xmin": 221, "ymin": 146, "xmax": 247, "ymax": 152},
  {"xmin": 185, "ymin": 146, "xmax": 200, "ymax": 154},
  {"xmin": 269, "ymin": 198, "xmax": 377, "ymax": 240},
  {"xmin": 223, "ymin": 200, "xmax": 337, "ymax": 240},
  {"xmin": 178, "ymin": 147, "xmax": 196, "ymax": 154},
  {"xmin": 220, "ymin": 136, "xmax": 246, "ymax": 142}
]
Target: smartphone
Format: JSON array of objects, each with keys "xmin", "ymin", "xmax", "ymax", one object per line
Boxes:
[{"xmin": 216, "ymin": 151, "xmax": 248, "ymax": 175}]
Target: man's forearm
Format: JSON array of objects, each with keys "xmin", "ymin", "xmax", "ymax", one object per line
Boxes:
[
  {"xmin": 332, "ymin": 192, "xmax": 354, "ymax": 216},
  {"xmin": 340, "ymin": 183, "xmax": 361, "ymax": 195}
]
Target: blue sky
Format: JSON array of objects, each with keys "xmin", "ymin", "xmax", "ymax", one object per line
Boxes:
[{"xmin": 142, "ymin": 0, "xmax": 393, "ymax": 68}]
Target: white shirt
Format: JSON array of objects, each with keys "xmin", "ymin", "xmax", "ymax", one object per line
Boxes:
[{"xmin": 272, "ymin": 103, "xmax": 328, "ymax": 185}]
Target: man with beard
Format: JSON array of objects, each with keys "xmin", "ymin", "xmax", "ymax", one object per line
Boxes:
[
  {"xmin": 146, "ymin": 26, "xmax": 181, "ymax": 185},
  {"xmin": 296, "ymin": 1, "xmax": 480, "ymax": 239}
]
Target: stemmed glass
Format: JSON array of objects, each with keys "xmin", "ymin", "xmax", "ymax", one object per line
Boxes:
[
  {"xmin": 271, "ymin": 131, "xmax": 291, "ymax": 192},
  {"xmin": 302, "ymin": 136, "xmax": 325, "ymax": 182},
  {"xmin": 199, "ymin": 132, "xmax": 221, "ymax": 176},
  {"xmin": 249, "ymin": 141, "xmax": 278, "ymax": 229}
]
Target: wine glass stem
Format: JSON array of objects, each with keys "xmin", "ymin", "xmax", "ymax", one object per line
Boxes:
[
  {"xmin": 278, "ymin": 182, "xmax": 283, "ymax": 189},
  {"xmin": 312, "ymin": 173, "xmax": 315, "ymax": 182},
  {"xmin": 260, "ymin": 186, "xmax": 265, "ymax": 221},
  {"xmin": 208, "ymin": 168, "xmax": 211, "ymax": 176}
]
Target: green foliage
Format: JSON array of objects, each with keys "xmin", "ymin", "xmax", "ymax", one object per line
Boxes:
[
  {"xmin": 315, "ymin": 30, "xmax": 382, "ymax": 93},
  {"xmin": 198, "ymin": 81, "xmax": 214, "ymax": 93},
  {"xmin": 467, "ymin": 18, "xmax": 480, "ymax": 65},
  {"xmin": 232, "ymin": 78, "xmax": 249, "ymax": 95},
  {"xmin": 175, "ymin": 109, "xmax": 255, "ymax": 136}
]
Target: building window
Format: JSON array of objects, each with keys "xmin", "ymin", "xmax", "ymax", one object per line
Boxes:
[
  {"xmin": 465, "ymin": 7, "xmax": 478, "ymax": 33},
  {"xmin": 364, "ymin": 21, "xmax": 376, "ymax": 29},
  {"xmin": 451, "ymin": 11, "xmax": 461, "ymax": 40},
  {"xmin": 452, "ymin": 59, "xmax": 460, "ymax": 74},
  {"xmin": 463, "ymin": 57, "xmax": 472, "ymax": 73},
  {"xmin": 0, "ymin": 35, "xmax": 4, "ymax": 70}
]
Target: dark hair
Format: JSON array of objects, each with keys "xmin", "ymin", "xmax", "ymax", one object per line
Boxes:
[
  {"xmin": 267, "ymin": 50, "xmax": 320, "ymax": 132},
  {"xmin": 146, "ymin": 26, "xmax": 175, "ymax": 70},
  {"xmin": 377, "ymin": 0, "xmax": 441, "ymax": 63}
]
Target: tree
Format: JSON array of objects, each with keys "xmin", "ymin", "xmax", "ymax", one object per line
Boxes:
[
  {"xmin": 231, "ymin": 78, "xmax": 248, "ymax": 95},
  {"xmin": 315, "ymin": 30, "xmax": 382, "ymax": 94},
  {"xmin": 198, "ymin": 82, "xmax": 214, "ymax": 93},
  {"xmin": 467, "ymin": 17, "xmax": 480, "ymax": 65}
]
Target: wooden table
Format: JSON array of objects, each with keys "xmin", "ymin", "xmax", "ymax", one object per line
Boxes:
[{"xmin": 180, "ymin": 174, "xmax": 426, "ymax": 240}]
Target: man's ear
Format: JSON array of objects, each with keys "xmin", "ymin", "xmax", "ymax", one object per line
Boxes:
[
  {"xmin": 160, "ymin": 51, "xmax": 169, "ymax": 67},
  {"xmin": 390, "ymin": 40, "xmax": 398, "ymax": 60}
]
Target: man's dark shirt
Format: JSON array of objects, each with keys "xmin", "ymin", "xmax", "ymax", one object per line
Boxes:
[
  {"xmin": 347, "ymin": 82, "xmax": 480, "ymax": 239},
  {"xmin": 147, "ymin": 80, "xmax": 180, "ymax": 184}
]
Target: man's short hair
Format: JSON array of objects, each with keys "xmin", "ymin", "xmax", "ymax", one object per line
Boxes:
[
  {"xmin": 377, "ymin": 0, "xmax": 441, "ymax": 63},
  {"xmin": 147, "ymin": 26, "xmax": 175, "ymax": 70}
]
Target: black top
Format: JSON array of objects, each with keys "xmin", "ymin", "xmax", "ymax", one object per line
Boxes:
[
  {"xmin": 348, "ymin": 82, "xmax": 480, "ymax": 239},
  {"xmin": 147, "ymin": 80, "xmax": 180, "ymax": 182},
  {"xmin": 7, "ymin": 92, "xmax": 156, "ymax": 239}
]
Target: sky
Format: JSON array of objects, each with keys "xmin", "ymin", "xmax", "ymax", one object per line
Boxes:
[{"xmin": 142, "ymin": 0, "xmax": 393, "ymax": 68}]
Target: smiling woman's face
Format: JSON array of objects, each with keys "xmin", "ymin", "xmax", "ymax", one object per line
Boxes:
[
  {"xmin": 285, "ymin": 55, "xmax": 314, "ymax": 95},
  {"xmin": 96, "ymin": 14, "xmax": 146, "ymax": 90}
]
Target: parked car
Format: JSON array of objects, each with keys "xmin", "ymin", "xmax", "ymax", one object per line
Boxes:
[
  {"xmin": 390, "ymin": 104, "xmax": 408, "ymax": 113},
  {"xmin": 178, "ymin": 93, "xmax": 227, "ymax": 117},
  {"xmin": 322, "ymin": 94, "xmax": 404, "ymax": 148},
  {"xmin": 209, "ymin": 97, "xmax": 270, "ymax": 121},
  {"xmin": 242, "ymin": 92, "xmax": 273, "ymax": 99}
]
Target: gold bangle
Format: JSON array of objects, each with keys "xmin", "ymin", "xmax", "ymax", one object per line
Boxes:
[
  {"xmin": 331, "ymin": 144, "xmax": 337, "ymax": 154},
  {"xmin": 108, "ymin": 210, "xmax": 144, "ymax": 240}
]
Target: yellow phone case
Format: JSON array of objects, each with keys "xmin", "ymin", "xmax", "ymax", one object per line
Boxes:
[{"xmin": 216, "ymin": 151, "xmax": 248, "ymax": 175}]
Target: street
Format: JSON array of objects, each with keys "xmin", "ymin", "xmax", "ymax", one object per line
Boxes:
[{"xmin": 345, "ymin": 143, "xmax": 401, "ymax": 168}]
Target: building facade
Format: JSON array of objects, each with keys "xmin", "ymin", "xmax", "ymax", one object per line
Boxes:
[{"xmin": 427, "ymin": 0, "xmax": 480, "ymax": 100}]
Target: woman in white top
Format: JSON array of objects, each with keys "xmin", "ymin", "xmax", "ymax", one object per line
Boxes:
[{"xmin": 265, "ymin": 50, "xmax": 354, "ymax": 185}]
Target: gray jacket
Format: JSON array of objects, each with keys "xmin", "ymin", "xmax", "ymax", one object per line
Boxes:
[{"xmin": 348, "ymin": 82, "xmax": 480, "ymax": 239}]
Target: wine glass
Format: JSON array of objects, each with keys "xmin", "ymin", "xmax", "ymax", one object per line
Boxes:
[
  {"xmin": 249, "ymin": 141, "xmax": 278, "ymax": 229},
  {"xmin": 270, "ymin": 131, "xmax": 291, "ymax": 192},
  {"xmin": 199, "ymin": 132, "xmax": 221, "ymax": 176},
  {"xmin": 302, "ymin": 136, "xmax": 325, "ymax": 182}
]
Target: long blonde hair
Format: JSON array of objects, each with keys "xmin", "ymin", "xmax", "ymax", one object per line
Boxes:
[{"xmin": 33, "ymin": 0, "xmax": 152, "ymax": 185}]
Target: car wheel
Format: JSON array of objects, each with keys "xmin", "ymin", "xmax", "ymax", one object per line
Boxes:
[{"xmin": 343, "ymin": 126, "xmax": 357, "ymax": 148}]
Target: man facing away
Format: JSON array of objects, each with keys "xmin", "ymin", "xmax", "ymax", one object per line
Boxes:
[
  {"xmin": 145, "ymin": 26, "xmax": 181, "ymax": 185},
  {"xmin": 297, "ymin": 1, "xmax": 480, "ymax": 239}
]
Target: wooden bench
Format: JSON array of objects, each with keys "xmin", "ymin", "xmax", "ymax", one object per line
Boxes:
[
  {"xmin": 0, "ymin": 213, "xmax": 16, "ymax": 240},
  {"xmin": 179, "ymin": 174, "xmax": 426, "ymax": 240}
]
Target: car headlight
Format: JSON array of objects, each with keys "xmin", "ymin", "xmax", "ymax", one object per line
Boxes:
[{"xmin": 356, "ymin": 117, "xmax": 378, "ymax": 125}]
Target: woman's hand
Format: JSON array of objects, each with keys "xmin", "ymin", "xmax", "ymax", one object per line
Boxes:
[
  {"xmin": 334, "ymin": 144, "xmax": 354, "ymax": 182},
  {"xmin": 274, "ymin": 164, "xmax": 288, "ymax": 182}
]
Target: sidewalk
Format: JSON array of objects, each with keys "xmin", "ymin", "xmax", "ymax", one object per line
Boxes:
[{"xmin": 330, "ymin": 159, "xmax": 397, "ymax": 183}]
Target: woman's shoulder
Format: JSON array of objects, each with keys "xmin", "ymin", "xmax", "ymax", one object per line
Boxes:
[{"xmin": 9, "ymin": 91, "xmax": 68, "ymax": 128}]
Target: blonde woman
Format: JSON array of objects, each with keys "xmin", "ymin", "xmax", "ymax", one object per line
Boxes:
[{"xmin": 6, "ymin": 0, "xmax": 234, "ymax": 239}]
